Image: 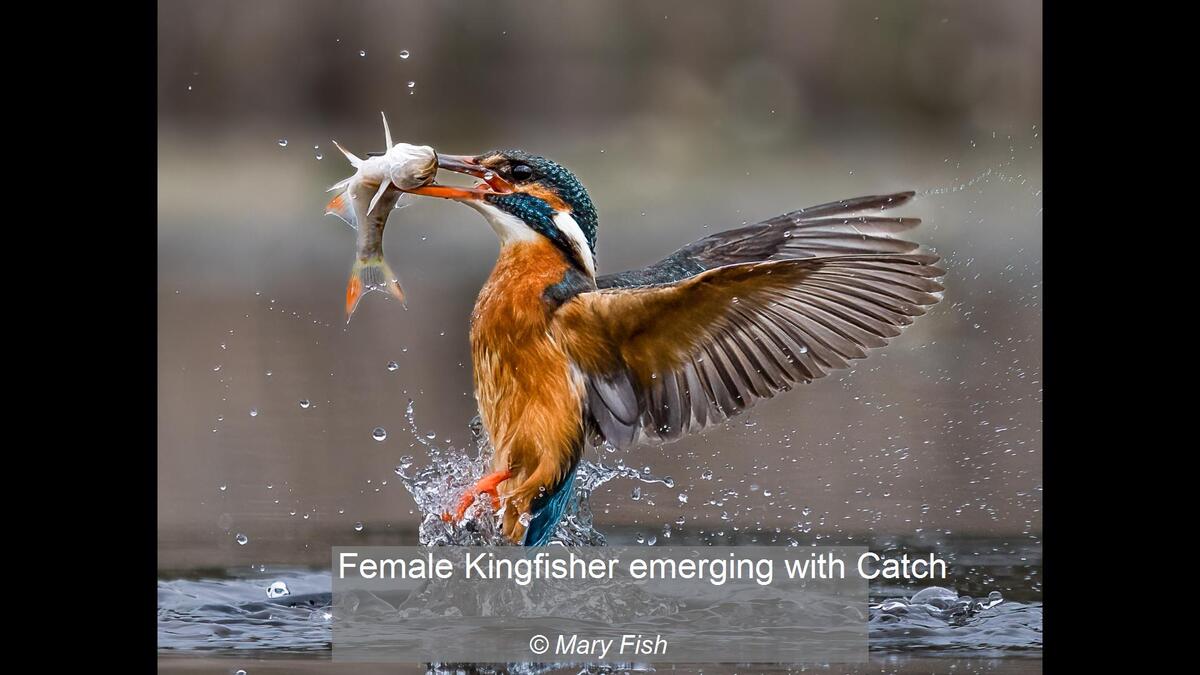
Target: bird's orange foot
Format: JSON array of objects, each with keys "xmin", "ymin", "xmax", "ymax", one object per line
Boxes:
[{"xmin": 442, "ymin": 468, "xmax": 513, "ymax": 523}]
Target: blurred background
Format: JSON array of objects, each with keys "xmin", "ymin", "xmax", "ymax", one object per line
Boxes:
[{"xmin": 158, "ymin": 0, "xmax": 1041, "ymax": 570}]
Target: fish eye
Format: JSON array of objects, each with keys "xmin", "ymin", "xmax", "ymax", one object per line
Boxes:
[{"xmin": 510, "ymin": 164, "xmax": 534, "ymax": 181}]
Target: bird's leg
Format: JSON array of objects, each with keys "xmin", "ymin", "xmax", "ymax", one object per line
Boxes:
[{"xmin": 443, "ymin": 468, "xmax": 513, "ymax": 523}]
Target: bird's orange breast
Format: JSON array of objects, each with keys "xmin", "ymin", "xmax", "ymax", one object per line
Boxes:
[{"xmin": 470, "ymin": 238, "xmax": 587, "ymax": 522}]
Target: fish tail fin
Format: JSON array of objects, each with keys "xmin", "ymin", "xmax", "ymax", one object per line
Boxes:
[{"xmin": 345, "ymin": 256, "xmax": 405, "ymax": 322}]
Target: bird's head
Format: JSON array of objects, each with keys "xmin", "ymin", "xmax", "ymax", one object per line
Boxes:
[{"xmin": 405, "ymin": 150, "xmax": 598, "ymax": 277}]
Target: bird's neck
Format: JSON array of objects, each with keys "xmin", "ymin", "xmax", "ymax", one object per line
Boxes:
[{"xmin": 472, "ymin": 239, "xmax": 590, "ymax": 331}]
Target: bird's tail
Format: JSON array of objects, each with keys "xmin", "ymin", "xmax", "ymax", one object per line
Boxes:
[
  {"xmin": 346, "ymin": 256, "xmax": 405, "ymax": 322},
  {"xmin": 523, "ymin": 467, "xmax": 577, "ymax": 547}
]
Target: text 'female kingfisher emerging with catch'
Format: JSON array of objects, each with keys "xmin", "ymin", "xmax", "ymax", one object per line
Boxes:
[{"xmin": 399, "ymin": 150, "xmax": 944, "ymax": 546}]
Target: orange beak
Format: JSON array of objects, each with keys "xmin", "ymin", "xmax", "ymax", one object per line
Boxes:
[{"xmin": 402, "ymin": 153, "xmax": 515, "ymax": 201}]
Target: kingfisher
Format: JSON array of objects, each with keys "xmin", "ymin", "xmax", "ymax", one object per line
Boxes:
[{"xmin": 401, "ymin": 150, "xmax": 943, "ymax": 546}]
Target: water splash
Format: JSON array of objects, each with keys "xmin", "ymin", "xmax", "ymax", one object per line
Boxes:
[
  {"xmin": 872, "ymin": 586, "xmax": 1002, "ymax": 624},
  {"xmin": 393, "ymin": 400, "xmax": 673, "ymax": 547},
  {"xmin": 869, "ymin": 587, "xmax": 1039, "ymax": 654}
]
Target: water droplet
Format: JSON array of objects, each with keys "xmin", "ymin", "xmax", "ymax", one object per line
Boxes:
[
  {"xmin": 235, "ymin": 533, "xmax": 249, "ymax": 546},
  {"xmin": 647, "ymin": 535, "xmax": 657, "ymax": 546},
  {"xmin": 235, "ymin": 670, "xmax": 247, "ymax": 675},
  {"xmin": 394, "ymin": 456, "xmax": 414, "ymax": 475},
  {"xmin": 399, "ymin": 50, "xmax": 410, "ymax": 59},
  {"xmin": 266, "ymin": 581, "xmax": 291, "ymax": 598},
  {"xmin": 701, "ymin": 469, "xmax": 714, "ymax": 480},
  {"xmin": 359, "ymin": 49, "xmax": 367, "ymax": 57},
  {"xmin": 277, "ymin": 139, "xmax": 288, "ymax": 148},
  {"xmin": 372, "ymin": 427, "xmax": 387, "ymax": 442},
  {"xmin": 678, "ymin": 492, "xmax": 688, "ymax": 504},
  {"xmin": 249, "ymin": 408, "xmax": 258, "ymax": 417},
  {"xmin": 218, "ymin": 484, "xmax": 227, "ymax": 492},
  {"xmin": 299, "ymin": 399, "xmax": 311, "ymax": 409},
  {"xmin": 631, "ymin": 487, "xmax": 642, "ymax": 501},
  {"xmin": 354, "ymin": 521, "xmax": 364, "ymax": 532},
  {"xmin": 407, "ymin": 81, "xmax": 416, "ymax": 88},
  {"xmin": 387, "ymin": 360, "xmax": 399, "ymax": 371}
]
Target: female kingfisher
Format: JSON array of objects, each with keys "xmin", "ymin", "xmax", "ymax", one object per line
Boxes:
[{"xmin": 402, "ymin": 150, "xmax": 943, "ymax": 546}]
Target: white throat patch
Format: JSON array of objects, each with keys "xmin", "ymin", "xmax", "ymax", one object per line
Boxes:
[
  {"xmin": 465, "ymin": 200, "xmax": 538, "ymax": 244},
  {"xmin": 466, "ymin": 201, "xmax": 596, "ymax": 278}
]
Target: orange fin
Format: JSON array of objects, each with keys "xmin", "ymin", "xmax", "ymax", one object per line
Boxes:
[{"xmin": 325, "ymin": 191, "xmax": 358, "ymax": 230}]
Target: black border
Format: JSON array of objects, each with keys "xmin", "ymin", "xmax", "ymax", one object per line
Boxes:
[{"xmin": 22, "ymin": 0, "xmax": 1106, "ymax": 670}]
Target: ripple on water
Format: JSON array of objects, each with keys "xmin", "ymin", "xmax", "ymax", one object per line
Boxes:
[
  {"xmin": 157, "ymin": 567, "xmax": 1040, "ymax": 655},
  {"xmin": 158, "ymin": 409, "xmax": 1041, "ymax": 658}
]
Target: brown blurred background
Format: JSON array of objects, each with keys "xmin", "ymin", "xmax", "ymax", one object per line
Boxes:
[{"xmin": 158, "ymin": 0, "xmax": 1041, "ymax": 569}]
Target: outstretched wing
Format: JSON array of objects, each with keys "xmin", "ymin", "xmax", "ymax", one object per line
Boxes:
[
  {"xmin": 555, "ymin": 254, "xmax": 944, "ymax": 449},
  {"xmin": 597, "ymin": 191, "xmax": 922, "ymax": 289}
]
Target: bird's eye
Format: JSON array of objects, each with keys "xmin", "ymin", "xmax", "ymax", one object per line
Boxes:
[{"xmin": 510, "ymin": 164, "xmax": 534, "ymax": 181}]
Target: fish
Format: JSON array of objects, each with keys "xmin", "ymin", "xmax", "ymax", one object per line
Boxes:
[{"xmin": 324, "ymin": 112, "xmax": 437, "ymax": 322}]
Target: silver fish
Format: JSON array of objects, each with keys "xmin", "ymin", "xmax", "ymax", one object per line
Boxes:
[{"xmin": 324, "ymin": 112, "xmax": 437, "ymax": 322}]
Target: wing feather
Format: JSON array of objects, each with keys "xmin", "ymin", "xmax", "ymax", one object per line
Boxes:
[
  {"xmin": 559, "ymin": 254, "xmax": 943, "ymax": 448},
  {"xmin": 597, "ymin": 191, "xmax": 923, "ymax": 289}
]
